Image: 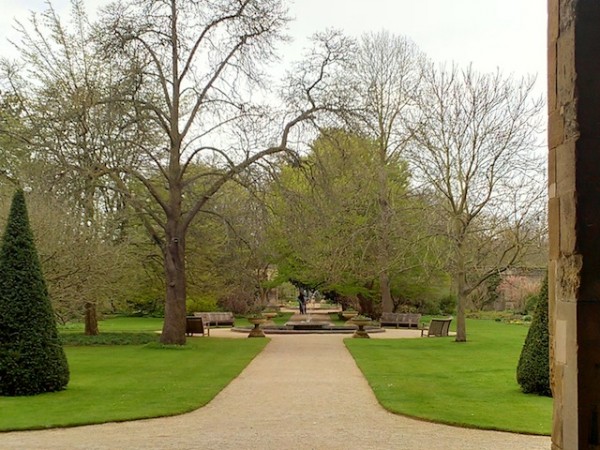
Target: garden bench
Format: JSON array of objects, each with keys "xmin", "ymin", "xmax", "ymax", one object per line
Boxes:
[
  {"xmin": 380, "ymin": 312, "xmax": 422, "ymax": 329},
  {"xmin": 185, "ymin": 316, "xmax": 207, "ymax": 336},
  {"xmin": 421, "ymin": 317, "xmax": 452, "ymax": 337},
  {"xmin": 193, "ymin": 311, "xmax": 235, "ymax": 327}
]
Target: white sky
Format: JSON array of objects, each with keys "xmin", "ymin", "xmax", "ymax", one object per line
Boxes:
[{"xmin": 0, "ymin": 0, "xmax": 547, "ymax": 90}]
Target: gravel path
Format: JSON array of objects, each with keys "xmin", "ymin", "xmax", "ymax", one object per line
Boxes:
[{"xmin": 2, "ymin": 329, "xmax": 551, "ymax": 449}]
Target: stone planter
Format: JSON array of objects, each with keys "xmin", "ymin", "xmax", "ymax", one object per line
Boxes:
[
  {"xmin": 352, "ymin": 319, "xmax": 371, "ymax": 338},
  {"xmin": 342, "ymin": 311, "xmax": 358, "ymax": 322},
  {"xmin": 247, "ymin": 317, "xmax": 267, "ymax": 338}
]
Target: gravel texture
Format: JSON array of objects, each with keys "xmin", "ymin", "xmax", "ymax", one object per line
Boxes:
[{"xmin": 1, "ymin": 325, "xmax": 551, "ymax": 449}]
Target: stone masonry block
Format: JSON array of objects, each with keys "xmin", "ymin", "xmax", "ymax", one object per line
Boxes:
[
  {"xmin": 559, "ymin": 191, "xmax": 577, "ymax": 254},
  {"xmin": 556, "ymin": 27, "xmax": 576, "ymax": 104},
  {"xmin": 548, "ymin": 109, "xmax": 564, "ymax": 149},
  {"xmin": 555, "ymin": 141, "xmax": 576, "ymax": 193},
  {"xmin": 549, "ymin": 197, "xmax": 560, "ymax": 260}
]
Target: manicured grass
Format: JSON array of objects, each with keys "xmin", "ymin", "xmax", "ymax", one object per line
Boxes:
[
  {"xmin": 345, "ymin": 319, "xmax": 552, "ymax": 435},
  {"xmin": 233, "ymin": 312, "xmax": 294, "ymax": 327},
  {"xmin": 0, "ymin": 338, "xmax": 268, "ymax": 431},
  {"xmin": 58, "ymin": 316, "xmax": 164, "ymax": 333},
  {"xmin": 58, "ymin": 317, "xmax": 163, "ymax": 345},
  {"xmin": 58, "ymin": 316, "xmax": 163, "ymax": 345},
  {"xmin": 60, "ymin": 332, "xmax": 159, "ymax": 346},
  {"xmin": 270, "ymin": 312, "xmax": 293, "ymax": 325},
  {"xmin": 328, "ymin": 312, "xmax": 349, "ymax": 325}
]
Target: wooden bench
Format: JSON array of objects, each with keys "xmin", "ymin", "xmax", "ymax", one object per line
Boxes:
[
  {"xmin": 185, "ymin": 316, "xmax": 207, "ymax": 336},
  {"xmin": 421, "ymin": 317, "xmax": 452, "ymax": 337},
  {"xmin": 193, "ymin": 312, "xmax": 235, "ymax": 327},
  {"xmin": 380, "ymin": 312, "xmax": 422, "ymax": 329}
]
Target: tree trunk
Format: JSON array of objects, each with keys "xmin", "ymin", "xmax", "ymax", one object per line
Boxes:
[
  {"xmin": 455, "ymin": 271, "xmax": 467, "ymax": 342},
  {"xmin": 160, "ymin": 220, "xmax": 187, "ymax": 345},
  {"xmin": 380, "ymin": 271, "xmax": 393, "ymax": 313},
  {"xmin": 452, "ymin": 216, "xmax": 467, "ymax": 342},
  {"xmin": 377, "ymin": 150, "xmax": 393, "ymax": 313},
  {"xmin": 84, "ymin": 301, "xmax": 99, "ymax": 335},
  {"xmin": 83, "ymin": 179, "xmax": 99, "ymax": 336}
]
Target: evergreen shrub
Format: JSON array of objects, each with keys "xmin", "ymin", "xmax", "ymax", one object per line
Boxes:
[
  {"xmin": 516, "ymin": 273, "xmax": 551, "ymax": 396},
  {"xmin": 0, "ymin": 190, "xmax": 69, "ymax": 396}
]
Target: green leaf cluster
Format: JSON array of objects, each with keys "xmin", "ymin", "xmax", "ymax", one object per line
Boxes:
[
  {"xmin": 0, "ymin": 190, "xmax": 69, "ymax": 396},
  {"xmin": 271, "ymin": 130, "xmax": 396, "ymax": 288},
  {"xmin": 269, "ymin": 128, "xmax": 442, "ymax": 305}
]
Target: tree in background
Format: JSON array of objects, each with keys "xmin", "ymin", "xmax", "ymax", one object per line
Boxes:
[
  {"xmin": 517, "ymin": 273, "xmax": 551, "ymax": 396},
  {"xmin": 2, "ymin": 1, "xmax": 148, "ymax": 333},
  {"xmin": 409, "ymin": 64, "xmax": 545, "ymax": 342},
  {"xmin": 4, "ymin": 1, "xmax": 353, "ymax": 344},
  {"xmin": 20, "ymin": 194, "xmax": 136, "ymax": 327},
  {"xmin": 96, "ymin": 1, "xmax": 352, "ymax": 344},
  {"xmin": 468, "ymin": 272, "xmax": 501, "ymax": 311},
  {"xmin": 0, "ymin": 190, "xmax": 69, "ymax": 396},
  {"xmin": 0, "ymin": 4, "xmax": 548, "ymax": 335},
  {"xmin": 352, "ymin": 31, "xmax": 424, "ymax": 313},
  {"xmin": 271, "ymin": 130, "xmax": 387, "ymax": 299},
  {"xmin": 184, "ymin": 171, "xmax": 276, "ymax": 314},
  {"xmin": 0, "ymin": 91, "xmax": 32, "ymax": 188},
  {"xmin": 270, "ymin": 129, "xmax": 437, "ymax": 316}
]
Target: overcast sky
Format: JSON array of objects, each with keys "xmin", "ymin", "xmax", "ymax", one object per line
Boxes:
[{"xmin": 0, "ymin": 0, "xmax": 547, "ymax": 91}]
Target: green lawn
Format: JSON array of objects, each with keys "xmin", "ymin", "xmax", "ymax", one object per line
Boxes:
[
  {"xmin": 345, "ymin": 319, "xmax": 552, "ymax": 435},
  {"xmin": 5, "ymin": 316, "xmax": 552, "ymax": 434},
  {"xmin": 0, "ymin": 337, "xmax": 268, "ymax": 431},
  {"xmin": 58, "ymin": 316, "xmax": 164, "ymax": 333},
  {"xmin": 234, "ymin": 312, "xmax": 294, "ymax": 327},
  {"xmin": 57, "ymin": 317, "xmax": 164, "ymax": 345},
  {"xmin": 270, "ymin": 312, "xmax": 293, "ymax": 325}
]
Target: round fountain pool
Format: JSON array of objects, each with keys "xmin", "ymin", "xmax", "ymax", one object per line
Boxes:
[{"xmin": 231, "ymin": 323, "xmax": 385, "ymax": 335}]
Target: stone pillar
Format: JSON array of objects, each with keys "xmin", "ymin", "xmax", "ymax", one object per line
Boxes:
[{"xmin": 548, "ymin": 1, "xmax": 600, "ymax": 448}]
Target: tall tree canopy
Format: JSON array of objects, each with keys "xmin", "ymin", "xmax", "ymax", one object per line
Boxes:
[
  {"xmin": 0, "ymin": 3, "xmax": 547, "ymax": 338},
  {"xmin": 351, "ymin": 31, "xmax": 424, "ymax": 312},
  {"xmin": 270, "ymin": 129, "xmax": 434, "ymax": 315},
  {"xmin": 409, "ymin": 64, "xmax": 545, "ymax": 341},
  {"xmin": 4, "ymin": 0, "xmax": 353, "ymax": 344}
]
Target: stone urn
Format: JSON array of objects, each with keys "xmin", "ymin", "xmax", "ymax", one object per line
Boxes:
[
  {"xmin": 352, "ymin": 317, "xmax": 372, "ymax": 339},
  {"xmin": 262, "ymin": 311, "xmax": 278, "ymax": 326},
  {"xmin": 247, "ymin": 317, "xmax": 267, "ymax": 338},
  {"xmin": 342, "ymin": 311, "xmax": 358, "ymax": 322}
]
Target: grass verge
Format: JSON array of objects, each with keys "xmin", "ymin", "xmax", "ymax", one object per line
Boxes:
[
  {"xmin": 58, "ymin": 316, "xmax": 164, "ymax": 333},
  {"xmin": 233, "ymin": 312, "xmax": 293, "ymax": 327},
  {"xmin": 59, "ymin": 332, "xmax": 159, "ymax": 346},
  {"xmin": 345, "ymin": 319, "xmax": 552, "ymax": 435},
  {"xmin": 0, "ymin": 338, "xmax": 268, "ymax": 431},
  {"xmin": 270, "ymin": 312, "xmax": 293, "ymax": 325}
]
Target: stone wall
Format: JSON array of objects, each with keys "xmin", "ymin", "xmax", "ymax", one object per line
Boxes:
[{"xmin": 548, "ymin": 0, "xmax": 600, "ymax": 448}]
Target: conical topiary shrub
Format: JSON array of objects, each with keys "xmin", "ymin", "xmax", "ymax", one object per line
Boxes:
[
  {"xmin": 0, "ymin": 190, "xmax": 69, "ymax": 396},
  {"xmin": 516, "ymin": 273, "xmax": 551, "ymax": 396}
]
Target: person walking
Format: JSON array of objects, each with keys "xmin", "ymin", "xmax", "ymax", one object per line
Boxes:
[{"xmin": 297, "ymin": 291, "xmax": 306, "ymax": 314}]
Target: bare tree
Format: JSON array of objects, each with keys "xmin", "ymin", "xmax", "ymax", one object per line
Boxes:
[
  {"xmin": 0, "ymin": 188, "xmax": 135, "ymax": 328},
  {"xmin": 352, "ymin": 31, "xmax": 424, "ymax": 312},
  {"xmin": 409, "ymin": 64, "xmax": 545, "ymax": 342},
  {"xmin": 0, "ymin": 91, "xmax": 31, "ymax": 188},
  {"xmin": 1, "ymin": 1, "xmax": 147, "ymax": 334},
  {"xmin": 96, "ymin": 0, "xmax": 353, "ymax": 344}
]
